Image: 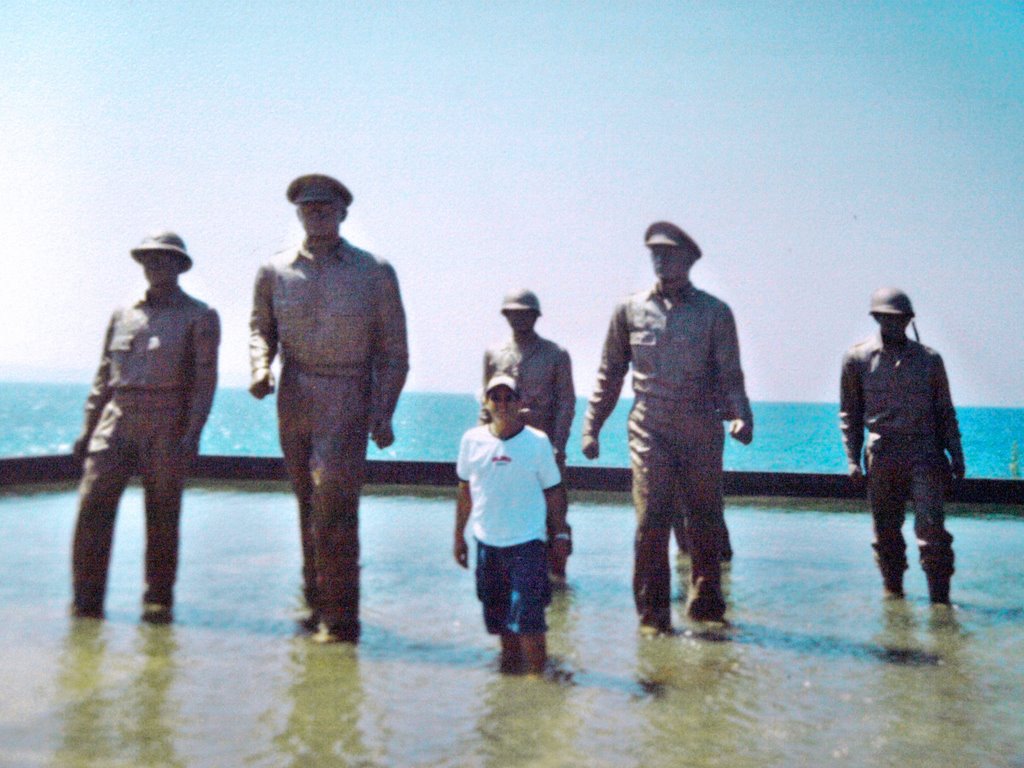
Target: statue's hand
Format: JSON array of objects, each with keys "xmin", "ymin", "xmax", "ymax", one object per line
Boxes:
[
  {"xmin": 72, "ymin": 434, "xmax": 90, "ymax": 464},
  {"xmin": 248, "ymin": 369, "xmax": 275, "ymax": 400},
  {"xmin": 372, "ymin": 420, "xmax": 395, "ymax": 449},
  {"xmin": 729, "ymin": 419, "xmax": 753, "ymax": 445},
  {"xmin": 950, "ymin": 453, "xmax": 965, "ymax": 481},
  {"xmin": 177, "ymin": 432, "xmax": 200, "ymax": 471}
]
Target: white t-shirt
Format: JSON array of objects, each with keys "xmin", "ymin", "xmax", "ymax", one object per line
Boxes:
[{"xmin": 456, "ymin": 424, "xmax": 562, "ymax": 547}]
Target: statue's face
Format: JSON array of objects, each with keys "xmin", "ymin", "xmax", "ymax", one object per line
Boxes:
[
  {"xmin": 649, "ymin": 245, "xmax": 699, "ymax": 282},
  {"xmin": 297, "ymin": 200, "xmax": 346, "ymax": 239},
  {"xmin": 502, "ymin": 309, "xmax": 539, "ymax": 334},
  {"xmin": 141, "ymin": 252, "xmax": 181, "ymax": 289},
  {"xmin": 872, "ymin": 313, "xmax": 912, "ymax": 339}
]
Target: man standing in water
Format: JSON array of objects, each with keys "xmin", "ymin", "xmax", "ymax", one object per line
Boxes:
[
  {"xmin": 840, "ymin": 288, "xmax": 964, "ymax": 604},
  {"xmin": 582, "ymin": 222, "xmax": 753, "ymax": 632},
  {"xmin": 455, "ymin": 374, "xmax": 570, "ymax": 675},
  {"xmin": 481, "ymin": 289, "xmax": 575, "ymax": 582},
  {"xmin": 250, "ymin": 174, "xmax": 409, "ymax": 643},
  {"xmin": 71, "ymin": 232, "xmax": 220, "ymax": 624}
]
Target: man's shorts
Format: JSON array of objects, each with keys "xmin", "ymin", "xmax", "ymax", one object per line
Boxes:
[{"xmin": 475, "ymin": 539, "xmax": 550, "ymax": 635}]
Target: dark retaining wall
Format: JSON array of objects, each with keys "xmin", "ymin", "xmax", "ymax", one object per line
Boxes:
[{"xmin": 2, "ymin": 455, "xmax": 1021, "ymax": 504}]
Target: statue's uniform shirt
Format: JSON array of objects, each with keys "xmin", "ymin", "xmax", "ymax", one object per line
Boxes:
[
  {"xmin": 585, "ymin": 283, "xmax": 752, "ymax": 435},
  {"xmin": 83, "ymin": 287, "xmax": 220, "ymax": 451},
  {"xmin": 840, "ymin": 335, "xmax": 962, "ymax": 469},
  {"xmin": 250, "ymin": 239, "xmax": 408, "ymax": 421}
]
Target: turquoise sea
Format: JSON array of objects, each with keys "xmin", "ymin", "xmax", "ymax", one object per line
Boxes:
[{"xmin": 2, "ymin": 381, "xmax": 1022, "ymax": 477}]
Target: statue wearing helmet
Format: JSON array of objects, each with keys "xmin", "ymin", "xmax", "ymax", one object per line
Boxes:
[
  {"xmin": 868, "ymin": 287, "xmax": 915, "ymax": 317},
  {"xmin": 71, "ymin": 232, "xmax": 220, "ymax": 624},
  {"xmin": 481, "ymin": 288, "xmax": 575, "ymax": 582},
  {"xmin": 840, "ymin": 288, "xmax": 964, "ymax": 605}
]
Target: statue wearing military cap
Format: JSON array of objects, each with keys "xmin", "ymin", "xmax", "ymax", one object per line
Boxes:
[
  {"xmin": 840, "ymin": 287, "xmax": 964, "ymax": 605},
  {"xmin": 583, "ymin": 221, "xmax": 753, "ymax": 630},
  {"xmin": 501, "ymin": 288, "xmax": 542, "ymax": 314},
  {"xmin": 286, "ymin": 173, "xmax": 354, "ymax": 208},
  {"xmin": 481, "ymin": 288, "xmax": 575, "ymax": 582},
  {"xmin": 643, "ymin": 221, "xmax": 702, "ymax": 257},
  {"xmin": 71, "ymin": 231, "xmax": 220, "ymax": 624},
  {"xmin": 250, "ymin": 174, "xmax": 409, "ymax": 643}
]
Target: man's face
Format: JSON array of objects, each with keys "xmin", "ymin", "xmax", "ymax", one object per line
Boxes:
[
  {"xmin": 141, "ymin": 252, "xmax": 181, "ymax": 290},
  {"xmin": 502, "ymin": 309, "xmax": 539, "ymax": 334},
  {"xmin": 297, "ymin": 200, "xmax": 345, "ymax": 239},
  {"xmin": 649, "ymin": 245, "xmax": 699, "ymax": 282},
  {"xmin": 484, "ymin": 385, "xmax": 519, "ymax": 421}
]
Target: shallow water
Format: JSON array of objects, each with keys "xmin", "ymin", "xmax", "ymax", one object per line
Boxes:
[{"xmin": 1, "ymin": 486, "xmax": 1022, "ymax": 767}]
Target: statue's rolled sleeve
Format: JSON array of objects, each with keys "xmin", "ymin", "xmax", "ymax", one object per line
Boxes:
[
  {"xmin": 839, "ymin": 352, "xmax": 865, "ymax": 466},
  {"xmin": 185, "ymin": 308, "xmax": 221, "ymax": 439},
  {"xmin": 249, "ymin": 264, "xmax": 278, "ymax": 376},
  {"xmin": 932, "ymin": 356, "xmax": 963, "ymax": 463},
  {"xmin": 369, "ymin": 261, "xmax": 409, "ymax": 425},
  {"xmin": 584, "ymin": 303, "xmax": 630, "ymax": 439},
  {"xmin": 551, "ymin": 349, "xmax": 576, "ymax": 453},
  {"xmin": 479, "ymin": 350, "xmax": 497, "ymax": 425},
  {"xmin": 712, "ymin": 305, "xmax": 752, "ymax": 424},
  {"xmin": 81, "ymin": 316, "xmax": 116, "ymax": 439}
]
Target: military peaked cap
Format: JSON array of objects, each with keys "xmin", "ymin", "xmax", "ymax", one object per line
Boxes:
[
  {"xmin": 644, "ymin": 221, "xmax": 702, "ymax": 258},
  {"xmin": 286, "ymin": 174, "xmax": 354, "ymax": 208}
]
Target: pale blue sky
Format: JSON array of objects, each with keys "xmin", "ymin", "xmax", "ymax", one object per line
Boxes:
[{"xmin": 2, "ymin": 2, "xmax": 1021, "ymax": 405}]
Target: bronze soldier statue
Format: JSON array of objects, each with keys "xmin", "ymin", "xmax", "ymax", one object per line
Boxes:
[
  {"xmin": 840, "ymin": 288, "xmax": 964, "ymax": 604},
  {"xmin": 481, "ymin": 289, "xmax": 575, "ymax": 581},
  {"xmin": 71, "ymin": 232, "xmax": 220, "ymax": 624},
  {"xmin": 582, "ymin": 222, "xmax": 753, "ymax": 631},
  {"xmin": 250, "ymin": 174, "xmax": 409, "ymax": 643}
]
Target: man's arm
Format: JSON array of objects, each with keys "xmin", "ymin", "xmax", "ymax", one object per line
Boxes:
[
  {"xmin": 582, "ymin": 303, "xmax": 631, "ymax": 459},
  {"xmin": 369, "ymin": 262, "xmax": 410, "ymax": 448},
  {"xmin": 544, "ymin": 483, "xmax": 571, "ymax": 568},
  {"xmin": 181, "ymin": 308, "xmax": 221, "ymax": 457},
  {"xmin": 839, "ymin": 352, "xmax": 865, "ymax": 478},
  {"xmin": 454, "ymin": 480, "xmax": 472, "ymax": 568},
  {"xmin": 248, "ymin": 265, "xmax": 278, "ymax": 399},
  {"xmin": 73, "ymin": 315, "xmax": 116, "ymax": 462}
]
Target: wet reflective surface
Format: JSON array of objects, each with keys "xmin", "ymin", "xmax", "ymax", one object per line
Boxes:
[{"xmin": 1, "ymin": 487, "xmax": 1021, "ymax": 767}]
